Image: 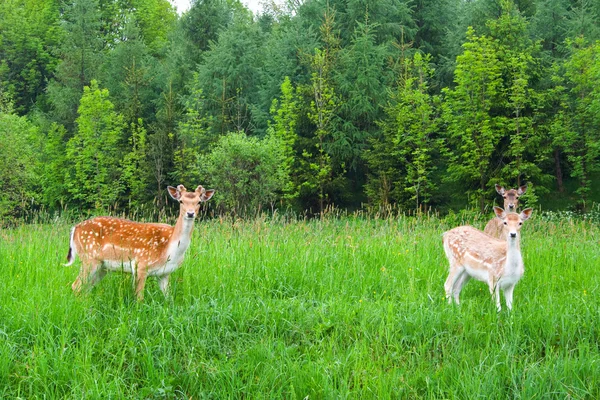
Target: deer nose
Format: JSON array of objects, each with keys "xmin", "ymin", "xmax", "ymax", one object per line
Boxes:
[
  {"xmin": 508, "ymin": 203, "xmax": 515, "ymax": 210},
  {"xmin": 186, "ymin": 211, "xmax": 195, "ymax": 218},
  {"xmin": 510, "ymin": 232, "xmax": 517, "ymax": 238}
]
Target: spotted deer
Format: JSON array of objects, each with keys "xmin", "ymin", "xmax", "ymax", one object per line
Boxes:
[
  {"xmin": 65, "ymin": 185, "xmax": 215, "ymax": 300},
  {"xmin": 443, "ymin": 206, "xmax": 533, "ymax": 311},
  {"xmin": 483, "ymin": 184, "xmax": 527, "ymax": 238}
]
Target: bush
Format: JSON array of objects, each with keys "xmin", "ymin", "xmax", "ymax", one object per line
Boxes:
[
  {"xmin": 0, "ymin": 111, "xmax": 38, "ymax": 224},
  {"xmin": 202, "ymin": 132, "xmax": 288, "ymax": 215}
]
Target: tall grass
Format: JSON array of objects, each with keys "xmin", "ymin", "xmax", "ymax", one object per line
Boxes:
[{"xmin": 0, "ymin": 213, "xmax": 598, "ymax": 398}]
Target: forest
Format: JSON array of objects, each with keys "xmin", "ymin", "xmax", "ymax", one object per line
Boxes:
[{"xmin": 1, "ymin": 0, "xmax": 600, "ymax": 222}]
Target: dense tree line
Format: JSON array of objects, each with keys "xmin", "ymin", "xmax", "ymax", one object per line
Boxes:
[{"xmin": 1, "ymin": 0, "xmax": 600, "ymax": 222}]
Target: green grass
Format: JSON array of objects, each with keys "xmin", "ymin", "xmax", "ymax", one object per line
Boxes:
[{"xmin": 0, "ymin": 213, "xmax": 599, "ymax": 398}]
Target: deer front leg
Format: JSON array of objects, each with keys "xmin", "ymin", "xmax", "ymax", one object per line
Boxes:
[
  {"xmin": 503, "ymin": 284, "xmax": 516, "ymax": 311},
  {"xmin": 158, "ymin": 275, "xmax": 170, "ymax": 297},
  {"xmin": 487, "ymin": 277, "xmax": 502, "ymax": 311},
  {"xmin": 135, "ymin": 264, "xmax": 148, "ymax": 301},
  {"xmin": 72, "ymin": 259, "xmax": 101, "ymax": 293}
]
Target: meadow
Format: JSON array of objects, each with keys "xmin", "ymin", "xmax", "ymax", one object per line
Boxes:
[{"xmin": 0, "ymin": 211, "xmax": 599, "ymax": 398}]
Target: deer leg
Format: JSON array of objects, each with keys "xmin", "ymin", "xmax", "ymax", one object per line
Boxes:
[
  {"xmin": 135, "ymin": 264, "xmax": 148, "ymax": 301},
  {"xmin": 72, "ymin": 259, "xmax": 101, "ymax": 293},
  {"xmin": 452, "ymin": 270, "xmax": 471, "ymax": 305},
  {"xmin": 87, "ymin": 267, "xmax": 107, "ymax": 289},
  {"xmin": 488, "ymin": 279, "xmax": 501, "ymax": 311},
  {"xmin": 444, "ymin": 265, "xmax": 464, "ymax": 304},
  {"xmin": 503, "ymin": 284, "xmax": 515, "ymax": 311},
  {"xmin": 157, "ymin": 275, "xmax": 170, "ymax": 297}
]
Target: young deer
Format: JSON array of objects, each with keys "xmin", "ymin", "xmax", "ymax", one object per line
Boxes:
[
  {"xmin": 65, "ymin": 185, "xmax": 215, "ymax": 300},
  {"xmin": 443, "ymin": 206, "xmax": 533, "ymax": 311},
  {"xmin": 483, "ymin": 184, "xmax": 527, "ymax": 238}
]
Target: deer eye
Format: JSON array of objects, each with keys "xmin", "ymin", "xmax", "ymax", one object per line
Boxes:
[
  {"xmin": 519, "ymin": 222, "xmax": 522, "ymax": 226},
  {"xmin": 503, "ymin": 221, "xmax": 507, "ymax": 225},
  {"xmin": 179, "ymin": 200, "xmax": 183, "ymax": 204},
  {"xmin": 503, "ymin": 195, "xmax": 507, "ymax": 198}
]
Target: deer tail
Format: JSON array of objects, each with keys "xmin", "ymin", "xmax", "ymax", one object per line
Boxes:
[{"xmin": 64, "ymin": 227, "xmax": 76, "ymax": 266}]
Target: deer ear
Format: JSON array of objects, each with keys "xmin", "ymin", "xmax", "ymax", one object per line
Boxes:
[
  {"xmin": 493, "ymin": 206, "xmax": 506, "ymax": 219},
  {"xmin": 167, "ymin": 186, "xmax": 181, "ymax": 200},
  {"xmin": 520, "ymin": 208, "xmax": 533, "ymax": 221},
  {"xmin": 518, "ymin": 185, "xmax": 527, "ymax": 195},
  {"xmin": 495, "ymin": 184, "xmax": 505, "ymax": 195},
  {"xmin": 201, "ymin": 189, "xmax": 215, "ymax": 202}
]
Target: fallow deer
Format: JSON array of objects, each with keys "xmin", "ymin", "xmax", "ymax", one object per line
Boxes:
[
  {"xmin": 483, "ymin": 184, "xmax": 527, "ymax": 238},
  {"xmin": 65, "ymin": 185, "xmax": 215, "ymax": 300},
  {"xmin": 443, "ymin": 206, "xmax": 533, "ymax": 311}
]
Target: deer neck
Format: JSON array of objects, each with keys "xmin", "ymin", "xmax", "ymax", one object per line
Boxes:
[
  {"xmin": 168, "ymin": 213, "xmax": 195, "ymax": 257},
  {"xmin": 504, "ymin": 235, "xmax": 522, "ymax": 273}
]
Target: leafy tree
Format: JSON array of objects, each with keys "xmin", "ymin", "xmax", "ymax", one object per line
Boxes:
[
  {"xmin": 487, "ymin": 1, "xmax": 548, "ymax": 193},
  {"xmin": 171, "ymin": 79, "xmax": 213, "ymax": 185},
  {"xmin": 442, "ymin": 27, "xmax": 503, "ymax": 211},
  {"xmin": 66, "ymin": 80, "xmax": 125, "ymax": 209},
  {"xmin": 121, "ymin": 119, "xmax": 151, "ymax": 207},
  {"xmin": 202, "ymin": 131, "xmax": 288, "ymax": 215},
  {"xmin": 393, "ymin": 53, "xmax": 441, "ymax": 210},
  {"xmin": 267, "ymin": 76, "xmax": 300, "ymax": 200},
  {"xmin": 0, "ymin": 105, "xmax": 38, "ymax": 223},
  {"xmin": 300, "ymin": 6, "xmax": 344, "ymax": 213},
  {"xmin": 40, "ymin": 123, "xmax": 69, "ymax": 209},
  {"xmin": 560, "ymin": 38, "xmax": 600, "ymax": 207},
  {"xmin": 130, "ymin": 0, "xmax": 177, "ymax": 55}
]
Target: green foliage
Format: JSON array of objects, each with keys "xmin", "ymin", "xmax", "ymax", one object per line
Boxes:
[
  {"xmin": 268, "ymin": 76, "xmax": 300, "ymax": 200},
  {"xmin": 40, "ymin": 123, "xmax": 69, "ymax": 209},
  {"xmin": 442, "ymin": 27, "xmax": 503, "ymax": 210},
  {"xmin": 560, "ymin": 37, "xmax": 600, "ymax": 207},
  {"xmin": 392, "ymin": 53, "xmax": 441, "ymax": 210},
  {"xmin": 2, "ymin": 0, "xmax": 600, "ymax": 218},
  {"xmin": 171, "ymin": 81, "xmax": 213, "ymax": 185},
  {"xmin": 66, "ymin": 80, "xmax": 125, "ymax": 210},
  {"xmin": 0, "ymin": 108, "xmax": 38, "ymax": 223},
  {"xmin": 0, "ymin": 0, "xmax": 61, "ymax": 115},
  {"xmin": 46, "ymin": 0, "xmax": 104, "ymax": 131},
  {"xmin": 202, "ymin": 132, "xmax": 288, "ymax": 215},
  {"xmin": 121, "ymin": 119, "xmax": 151, "ymax": 207}
]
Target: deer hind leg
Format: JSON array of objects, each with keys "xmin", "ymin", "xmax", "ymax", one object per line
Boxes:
[
  {"xmin": 135, "ymin": 264, "xmax": 148, "ymax": 301},
  {"xmin": 444, "ymin": 264, "xmax": 465, "ymax": 304},
  {"xmin": 451, "ymin": 270, "xmax": 471, "ymax": 305},
  {"xmin": 157, "ymin": 275, "xmax": 170, "ymax": 297}
]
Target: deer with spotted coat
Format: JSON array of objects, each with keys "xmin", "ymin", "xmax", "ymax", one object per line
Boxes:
[
  {"xmin": 483, "ymin": 184, "xmax": 527, "ymax": 239},
  {"xmin": 443, "ymin": 206, "xmax": 533, "ymax": 311},
  {"xmin": 65, "ymin": 185, "xmax": 215, "ymax": 300}
]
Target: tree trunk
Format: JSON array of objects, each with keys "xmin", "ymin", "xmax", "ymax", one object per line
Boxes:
[{"xmin": 554, "ymin": 147, "xmax": 564, "ymax": 193}]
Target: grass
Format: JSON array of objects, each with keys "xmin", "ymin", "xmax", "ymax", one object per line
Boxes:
[{"xmin": 0, "ymin": 212, "xmax": 599, "ymax": 398}]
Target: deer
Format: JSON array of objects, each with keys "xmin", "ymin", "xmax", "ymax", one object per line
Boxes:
[
  {"xmin": 483, "ymin": 184, "xmax": 527, "ymax": 239},
  {"xmin": 65, "ymin": 185, "xmax": 215, "ymax": 300},
  {"xmin": 443, "ymin": 206, "xmax": 533, "ymax": 311}
]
